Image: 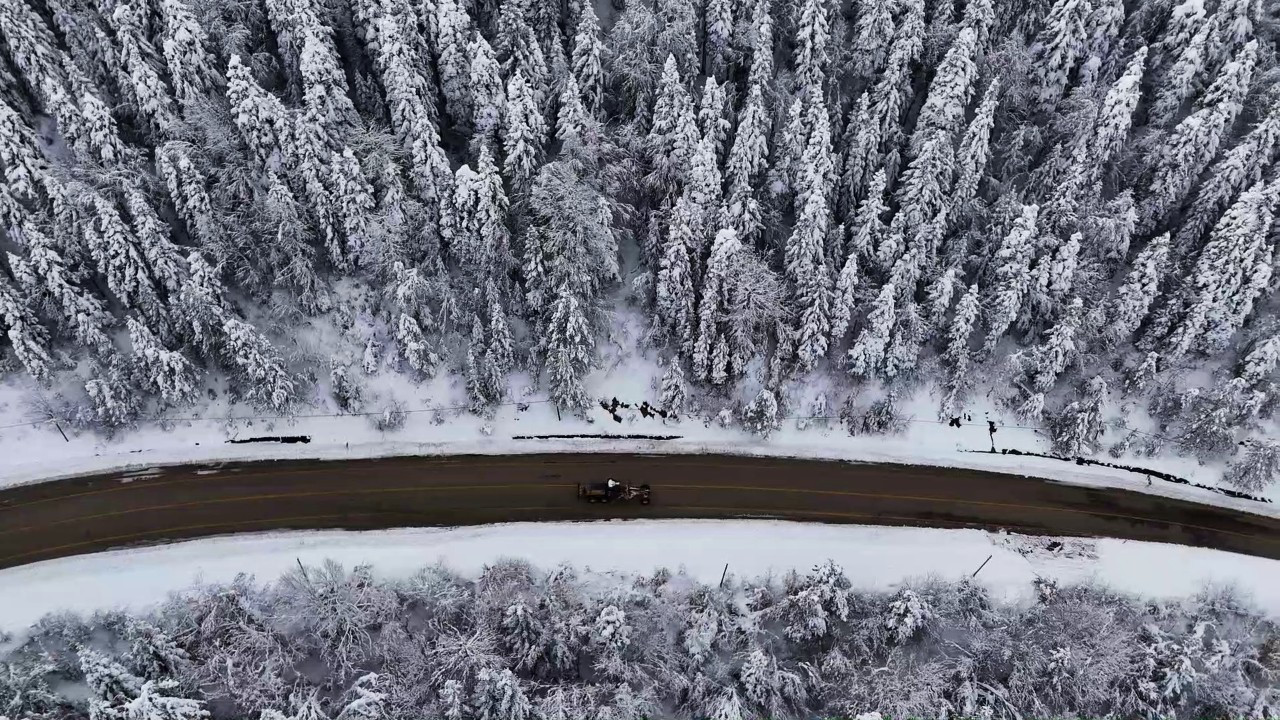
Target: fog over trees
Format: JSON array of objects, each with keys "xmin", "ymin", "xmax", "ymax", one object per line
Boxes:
[
  {"xmin": 2, "ymin": 558, "xmax": 1279, "ymax": 720},
  {"xmin": 1, "ymin": 0, "xmax": 1280, "ymax": 488}
]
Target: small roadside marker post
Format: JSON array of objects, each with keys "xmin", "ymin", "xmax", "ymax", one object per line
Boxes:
[
  {"xmin": 719, "ymin": 563, "xmax": 729, "ymax": 588},
  {"xmin": 971, "ymin": 554, "xmax": 993, "ymax": 578}
]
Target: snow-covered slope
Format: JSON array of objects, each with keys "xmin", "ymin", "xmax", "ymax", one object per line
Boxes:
[{"xmin": 2, "ymin": 355, "xmax": 1275, "ymax": 517}]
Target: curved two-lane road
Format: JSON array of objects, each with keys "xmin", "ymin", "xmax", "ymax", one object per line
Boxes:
[{"xmin": 1, "ymin": 453, "xmax": 1277, "ymax": 569}]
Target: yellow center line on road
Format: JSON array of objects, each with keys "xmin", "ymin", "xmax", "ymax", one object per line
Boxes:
[
  {"xmin": 0, "ymin": 464, "xmax": 367, "ymax": 511},
  {"xmin": 2, "ymin": 482, "xmax": 1273, "ymax": 552},
  {"xmin": 0, "ymin": 507, "xmax": 555, "ymax": 566},
  {"xmin": 0, "ymin": 456, "xmax": 813, "ymax": 512},
  {"xmin": 0, "ymin": 484, "xmax": 579, "ymax": 538},
  {"xmin": 673, "ymin": 505, "xmax": 1064, "ymax": 535},
  {"xmin": 659, "ymin": 484, "xmax": 1275, "ymax": 544},
  {"xmin": 0, "ymin": 499, "xmax": 1070, "ymax": 566}
]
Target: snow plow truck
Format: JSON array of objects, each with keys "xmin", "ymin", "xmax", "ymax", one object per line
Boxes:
[{"xmin": 577, "ymin": 478, "xmax": 651, "ymax": 504}]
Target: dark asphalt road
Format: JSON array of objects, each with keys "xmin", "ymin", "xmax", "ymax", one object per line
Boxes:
[{"xmin": 0, "ymin": 453, "xmax": 1277, "ymax": 569}]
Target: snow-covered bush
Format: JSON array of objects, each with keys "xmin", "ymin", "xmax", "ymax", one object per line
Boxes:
[
  {"xmin": 1223, "ymin": 441, "xmax": 1280, "ymax": 492},
  {"xmin": 740, "ymin": 387, "xmax": 780, "ymax": 438},
  {"xmin": 80, "ymin": 359, "xmax": 142, "ymax": 433},
  {"xmin": 883, "ymin": 589, "xmax": 934, "ymax": 644},
  {"xmin": 843, "ymin": 392, "xmax": 909, "ymax": 436},
  {"xmin": 372, "ymin": 400, "xmax": 407, "ymax": 432},
  {"xmin": 330, "ymin": 361, "xmax": 364, "ymax": 413}
]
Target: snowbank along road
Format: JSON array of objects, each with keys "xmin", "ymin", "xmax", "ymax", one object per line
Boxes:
[{"xmin": 1, "ymin": 453, "xmax": 1278, "ymax": 569}]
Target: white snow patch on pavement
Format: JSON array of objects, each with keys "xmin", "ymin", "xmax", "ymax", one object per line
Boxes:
[{"xmin": 2, "ymin": 520, "xmax": 1278, "ymax": 633}]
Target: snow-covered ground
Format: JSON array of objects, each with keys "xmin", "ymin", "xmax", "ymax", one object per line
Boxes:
[
  {"xmin": 1, "ymin": 352, "xmax": 1274, "ymax": 517},
  {"xmin": 2, "ymin": 519, "xmax": 1278, "ymax": 633}
]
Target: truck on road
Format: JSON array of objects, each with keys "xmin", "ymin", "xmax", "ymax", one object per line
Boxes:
[{"xmin": 578, "ymin": 478, "xmax": 651, "ymax": 504}]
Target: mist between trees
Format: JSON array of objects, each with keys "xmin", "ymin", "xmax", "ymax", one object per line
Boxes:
[{"xmin": 2, "ymin": 558, "xmax": 1278, "ymax": 720}]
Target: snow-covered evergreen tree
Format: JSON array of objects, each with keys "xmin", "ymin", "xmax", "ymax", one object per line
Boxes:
[
  {"xmin": 1239, "ymin": 335, "xmax": 1280, "ymax": 386},
  {"xmin": 0, "ymin": 274, "xmax": 54, "ymax": 383},
  {"xmin": 697, "ymin": 77, "xmax": 730, "ymax": 162},
  {"xmin": 1176, "ymin": 101, "xmax": 1280, "ymax": 254},
  {"xmin": 469, "ymin": 34, "xmax": 505, "ymax": 147},
  {"xmin": 659, "ymin": 361, "xmax": 687, "ymax": 415},
  {"xmin": 852, "ymin": 169, "xmax": 890, "ymax": 267},
  {"xmin": 544, "ymin": 286, "xmax": 594, "ymax": 412},
  {"xmin": 704, "ymin": 0, "xmax": 735, "ymax": 76},
  {"xmin": 1150, "ymin": 18, "xmax": 1212, "ymax": 127},
  {"xmin": 648, "ymin": 56, "xmax": 700, "ymax": 192},
  {"xmin": 940, "ymin": 283, "xmax": 981, "ymax": 414},
  {"xmin": 656, "ymin": 213, "xmax": 697, "ymax": 350},
  {"xmin": 1143, "ymin": 41, "xmax": 1258, "ymax": 227},
  {"xmin": 109, "ymin": 0, "xmax": 181, "ymax": 136},
  {"xmin": 126, "ymin": 317, "xmax": 199, "ymax": 406},
  {"xmin": 8, "ymin": 225, "xmax": 112, "ymax": 354},
  {"xmin": 1032, "ymin": 0, "xmax": 1091, "ymax": 108},
  {"xmin": 1031, "ymin": 297, "xmax": 1084, "ymax": 391},
  {"xmin": 951, "ymin": 80, "xmax": 999, "ymax": 220},
  {"xmin": 0, "ymin": 101, "xmax": 44, "ymax": 203},
  {"xmin": 472, "ymin": 669, "xmax": 532, "ymax": 720},
  {"xmin": 913, "ymin": 27, "xmax": 979, "ymax": 145},
  {"xmin": 156, "ymin": 0, "xmax": 217, "ymax": 111},
  {"xmin": 793, "ymin": 0, "xmax": 830, "ymax": 90},
  {"xmin": 1106, "ymin": 233, "xmax": 1169, "ymax": 343},
  {"xmin": 80, "ymin": 646, "xmax": 142, "ymax": 720},
  {"xmin": 177, "ymin": 252, "xmax": 227, "ymax": 354},
  {"xmin": 829, "ymin": 252, "xmax": 860, "ymax": 346},
  {"xmin": 556, "ymin": 75, "xmax": 590, "ymax": 145},
  {"xmin": 1050, "ymin": 375, "xmax": 1109, "ymax": 455},
  {"xmin": 571, "ymin": 4, "xmax": 604, "ymax": 116},
  {"xmin": 1165, "ymin": 180, "xmax": 1276, "ymax": 358},
  {"xmin": 1091, "ymin": 47, "xmax": 1146, "ymax": 169},
  {"xmin": 83, "ymin": 192, "xmax": 165, "ymax": 324},
  {"xmin": 503, "ymin": 71, "xmax": 547, "ymax": 192},
  {"xmin": 0, "ymin": 0, "xmax": 66, "ymax": 101},
  {"xmin": 924, "ymin": 266, "xmax": 960, "ymax": 330},
  {"xmin": 847, "ymin": 282, "xmax": 896, "ymax": 377},
  {"xmin": 466, "ymin": 314, "xmax": 492, "ymax": 407},
  {"xmin": 741, "ymin": 387, "xmax": 781, "ymax": 438},
  {"xmin": 722, "ymin": 82, "xmax": 770, "ymax": 242},
  {"xmin": 1077, "ymin": 0, "xmax": 1124, "ymax": 87},
  {"xmin": 787, "ymin": 165, "xmax": 834, "ymax": 371},
  {"xmin": 1223, "ymin": 441, "xmax": 1279, "ymax": 492},
  {"xmin": 157, "ymin": 143, "xmax": 219, "ymax": 245},
  {"xmin": 435, "ymin": 0, "xmax": 474, "ymax": 126},
  {"xmin": 226, "ymin": 55, "xmax": 291, "ymax": 169},
  {"xmin": 983, "ymin": 204, "xmax": 1040, "ymax": 353},
  {"xmin": 121, "ymin": 680, "xmax": 207, "ymax": 720},
  {"xmin": 220, "ymin": 317, "xmax": 296, "ymax": 411},
  {"xmin": 485, "ymin": 286, "xmax": 514, "ymax": 401},
  {"xmin": 851, "ymin": 0, "xmax": 894, "ymax": 76},
  {"xmin": 746, "ymin": 0, "xmax": 775, "ymax": 88}
]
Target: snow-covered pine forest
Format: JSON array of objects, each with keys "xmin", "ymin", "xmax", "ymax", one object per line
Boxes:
[
  {"xmin": 1, "ymin": 0, "xmax": 1280, "ymax": 486},
  {"xmin": 2, "ymin": 558, "xmax": 1279, "ymax": 720}
]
